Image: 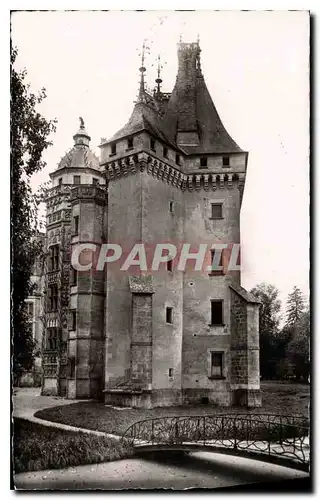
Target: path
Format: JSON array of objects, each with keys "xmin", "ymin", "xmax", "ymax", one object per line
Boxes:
[
  {"xmin": 12, "ymin": 387, "xmax": 119, "ymax": 438},
  {"xmin": 14, "ymin": 450, "xmax": 308, "ymax": 490}
]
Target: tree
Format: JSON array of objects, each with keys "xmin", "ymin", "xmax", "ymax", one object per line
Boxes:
[
  {"xmin": 285, "ymin": 286, "xmax": 306, "ymax": 328},
  {"xmin": 250, "ymin": 283, "xmax": 282, "ymax": 379},
  {"xmin": 11, "ymin": 46, "xmax": 56, "ymax": 382}
]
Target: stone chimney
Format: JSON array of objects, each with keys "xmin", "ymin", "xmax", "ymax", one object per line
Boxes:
[{"xmin": 175, "ymin": 42, "xmax": 200, "ymax": 146}]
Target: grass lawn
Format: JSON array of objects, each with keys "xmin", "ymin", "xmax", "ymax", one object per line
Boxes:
[
  {"xmin": 13, "ymin": 418, "xmax": 134, "ymax": 473},
  {"xmin": 34, "ymin": 381, "xmax": 310, "ymax": 436}
]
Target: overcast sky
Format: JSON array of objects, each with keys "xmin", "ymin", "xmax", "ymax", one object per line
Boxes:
[{"xmin": 11, "ymin": 10, "xmax": 309, "ymax": 317}]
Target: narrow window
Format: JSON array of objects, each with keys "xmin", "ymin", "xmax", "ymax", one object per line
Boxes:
[
  {"xmin": 73, "ymin": 175, "xmax": 80, "ymax": 185},
  {"xmin": 211, "ymin": 203, "xmax": 223, "ymax": 219},
  {"xmin": 211, "ymin": 352, "xmax": 224, "ymax": 378},
  {"xmin": 111, "ymin": 143, "xmax": 117, "ymax": 155},
  {"xmin": 73, "ymin": 215, "xmax": 79, "ymax": 235},
  {"xmin": 71, "ymin": 310, "xmax": 77, "ymax": 331},
  {"xmin": 168, "ymin": 368, "xmax": 173, "ymax": 377},
  {"xmin": 48, "ymin": 285, "xmax": 58, "ymax": 311},
  {"xmin": 169, "ymin": 201, "xmax": 174, "ymax": 213},
  {"xmin": 200, "ymin": 157, "xmax": 208, "ymax": 168},
  {"xmin": 163, "ymin": 146, "xmax": 168, "ymax": 158},
  {"xmin": 167, "ymin": 259, "xmax": 173, "ymax": 272},
  {"xmin": 209, "ymin": 249, "xmax": 224, "ymax": 275},
  {"xmin": 26, "ymin": 302, "xmax": 34, "ymax": 321},
  {"xmin": 127, "ymin": 137, "xmax": 134, "ymax": 149},
  {"xmin": 71, "ymin": 267, "xmax": 77, "ymax": 286},
  {"xmin": 58, "ymin": 177, "xmax": 63, "ymax": 185},
  {"xmin": 222, "ymin": 156, "xmax": 230, "ymax": 167},
  {"xmin": 49, "ymin": 245, "xmax": 59, "ymax": 271},
  {"xmin": 150, "ymin": 138, "xmax": 156, "ymax": 151},
  {"xmin": 175, "ymin": 154, "xmax": 180, "ymax": 165},
  {"xmin": 166, "ymin": 307, "xmax": 173, "ymax": 324},
  {"xmin": 92, "ymin": 177, "xmax": 99, "ymax": 185},
  {"xmin": 211, "ymin": 300, "xmax": 223, "ymax": 326},
  {"xmin": 69, "ymin": 357, "xmax": 76, "ymax": 378}
]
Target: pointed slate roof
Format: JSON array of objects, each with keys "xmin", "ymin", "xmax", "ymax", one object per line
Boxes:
[
  {"xmin": 106, "ymin": 41, "xmax": 244, "ymax": 156},
  {"xmin": 107, "ymin": 100, "xmax": 179, "ymax": 150},
  {"xmin": 163, "ymin": 43, "xmax": 243, "ymax": 154}
]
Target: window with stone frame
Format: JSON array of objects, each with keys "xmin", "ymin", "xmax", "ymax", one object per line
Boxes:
[
  {"xmin": 127, "ymin": 137, "xmax": 134, "ymax": 149},
  {"xmin": 210, "ymin": 351, "xmax": 224, "ymax": 379},
  {"xmin": 48, "ymin": 284, "xmax": 58, "ymax": 311},
  {"xmin": 69, "ymin": 357, "xmax": 76, "ymax": 378},
  {"xmin": 46, "ymin": 327, "xmax": 59, "ymax": 350},
  {"xmin": 92, "ymin": 177, "xmax": 99, "ymax": 185},
  {"xmin": 110, "ymin": 142, "xmax": 117, "ymax": 155},
  {"xmin": 71, "ymin": 310, "xmax": 77, "ymax": 331},
  {"xmin": 163, "ymin": 146, "xmax": 168, "ymax": 158},
  {"xmin": 26, "ymin": 301, "xmax": 34, "ymax": 321},
  {"xmin": 210, "ymin": 203, "xmax": 223, "ymax": 219},
  {"xmin": 70, "ymin": 266, "xmax": 77, "ymax": 286},
  {"xmin": 210, "ymin": 300, "xmax": 223, "ymax": 325},
  {"xmin": 150, "ymin": 138, "xmax": 156, "ymax": 151},
  {"xmin": 200, "ymin": 157, "xmax": 208, "ymax": 168},
  {"xmin": 166, "ymin": 306, "xmax": 173, "ymax": 324},
  {"xmin": 209, "ymin": 248, "xmax": 225, "ymax": 276},
  {"xmin": 222, "ymin": 156, "xmax": 230, "ymax": 167},
  {"xmin": 167, "ymin": 258, "xmax": 173, "ymax": 272},
  {"xmin": 49, "ymin": 244, "xmax": 59, "ymax": 271},
  {"xmin": 73, "ymin": 175, "xmax": 81, "ymax": 184},
  {"xmin": 73, "ymin": 215, "xmax": 79, "ymax": 235}
]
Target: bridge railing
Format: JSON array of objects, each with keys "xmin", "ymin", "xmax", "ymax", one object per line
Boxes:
[{"xmin": 122, "ymin": 414, "xmax": 309, "ymax": 469}]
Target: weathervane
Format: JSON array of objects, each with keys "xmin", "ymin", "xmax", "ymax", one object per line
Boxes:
[{"xmin": 137, "ymin": 39, "xmax": 151, "ymax": 100}]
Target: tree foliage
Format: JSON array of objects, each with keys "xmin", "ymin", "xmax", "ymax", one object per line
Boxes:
[
  {"xmin": 251, "ymin": 283, "xmax": 309, "ymax": 382},
  {"xmin": 285, "ymin": 285, "xmax": 306, "ymax": 328},
  {"xmin": 11, "ymin": 46, "xmax": 56, "ymax": 381},
  {"xmin": 250, "ymin": 283, "xmax": 281, "ymax": 379}
]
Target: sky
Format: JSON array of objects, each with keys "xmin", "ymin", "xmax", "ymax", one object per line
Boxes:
[{"xmin": 11, "ymin": 10, "xmax": 310, "ymax": 318}]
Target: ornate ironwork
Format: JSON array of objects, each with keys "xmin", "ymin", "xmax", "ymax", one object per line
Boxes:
[{"xmin": 122, "ymin": 414, "xmax": 309, "ymax": 471}]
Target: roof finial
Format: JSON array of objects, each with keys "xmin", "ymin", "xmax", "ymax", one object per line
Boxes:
[
  {"xmin": 197, "ymin": 33, "xmax": 200, "ymax": 45},
  {"xmin": 155, "ymin": 54, "xmax": 163, "ymax": 97},
  {"xmin": 179, "ymin": 33, "xmax": 183, "ymax": 43},
  {"xmin": 79, "ymin": 116, "xmax": 85, "ymax": 129},
  {"xmin": 138, "ymin": 39, "xmax": 148, "ymax": 101}
]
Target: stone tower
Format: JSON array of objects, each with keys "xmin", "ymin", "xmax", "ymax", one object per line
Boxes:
[
  {"xmin": 100, "ymin": 41, "xmax": 261, "ymax": 408},
  {"xmin": 42, "ymin": 119, "xmax": 106, "ymax": 397},
  {"xmin": 42, "ymin": 41, "xmax": 261, "ymax": 408}
]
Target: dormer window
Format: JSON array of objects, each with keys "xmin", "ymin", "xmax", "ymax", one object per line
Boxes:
[
  {"xmin": 150, "ymin": 138, "xmax": 156, "ymax": 151},
  {"xmin": 175, "ymin": 154, "xmax": 180, "ymax": 165},
  {"xmin": 222, "ymin": 156, "xmax": 230, "ymax": 167},
  {"xmin": 200, "ymin": 157, "xmax": 208, "ymax": 168},
  {"xmin": 127, "ymin": 137, "xmax": 133, "ymax": 149},
  {"xmin": 163, "ymin": 147, "xmax": 168, "ymax": 158},
  {"xmin": 110, "ymin": 143, "xmax": 117, "ymax": 155}
]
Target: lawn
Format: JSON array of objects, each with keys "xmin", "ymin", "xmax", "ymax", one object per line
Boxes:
[
  {"xmin": 35, "ymin": 381, "xmax": 310, "ymax": 436},
  {"xmin": 13, "ymin": 418, "xmax": 134, "ymax": 473}
]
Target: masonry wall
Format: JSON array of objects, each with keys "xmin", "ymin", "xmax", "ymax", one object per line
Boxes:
[
  {"xmin": 105, "ymin": 173, "xmax": 143, "ymax": 387},
  {"xmin": 68, "ymin": 193, "xmax": 105, "ymax": 399},
  {"xmin": 141, "ymin": 171, "xmax": 184, "ymax": 396},
  {"xmin": 230, "ymin": 288, "xmax": 261, "ymax": 407},
  {"xmin": 181, "ymin": 183, "xmax": 242, "ymax": 406}
]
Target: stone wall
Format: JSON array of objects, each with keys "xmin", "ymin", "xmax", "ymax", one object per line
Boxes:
[{"xmin": 230, "ymin": 287, "xmax": 261, "ymax": 407}]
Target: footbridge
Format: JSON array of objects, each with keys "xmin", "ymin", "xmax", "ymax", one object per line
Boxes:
[{"xmin": 122, "ymin": 414, "xmax": 310, "ymax": 472}]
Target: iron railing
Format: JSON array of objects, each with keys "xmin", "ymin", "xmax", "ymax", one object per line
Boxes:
[{"xmin": 122, "ymin": 414, "xmax": 309, "ymax": 471}]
